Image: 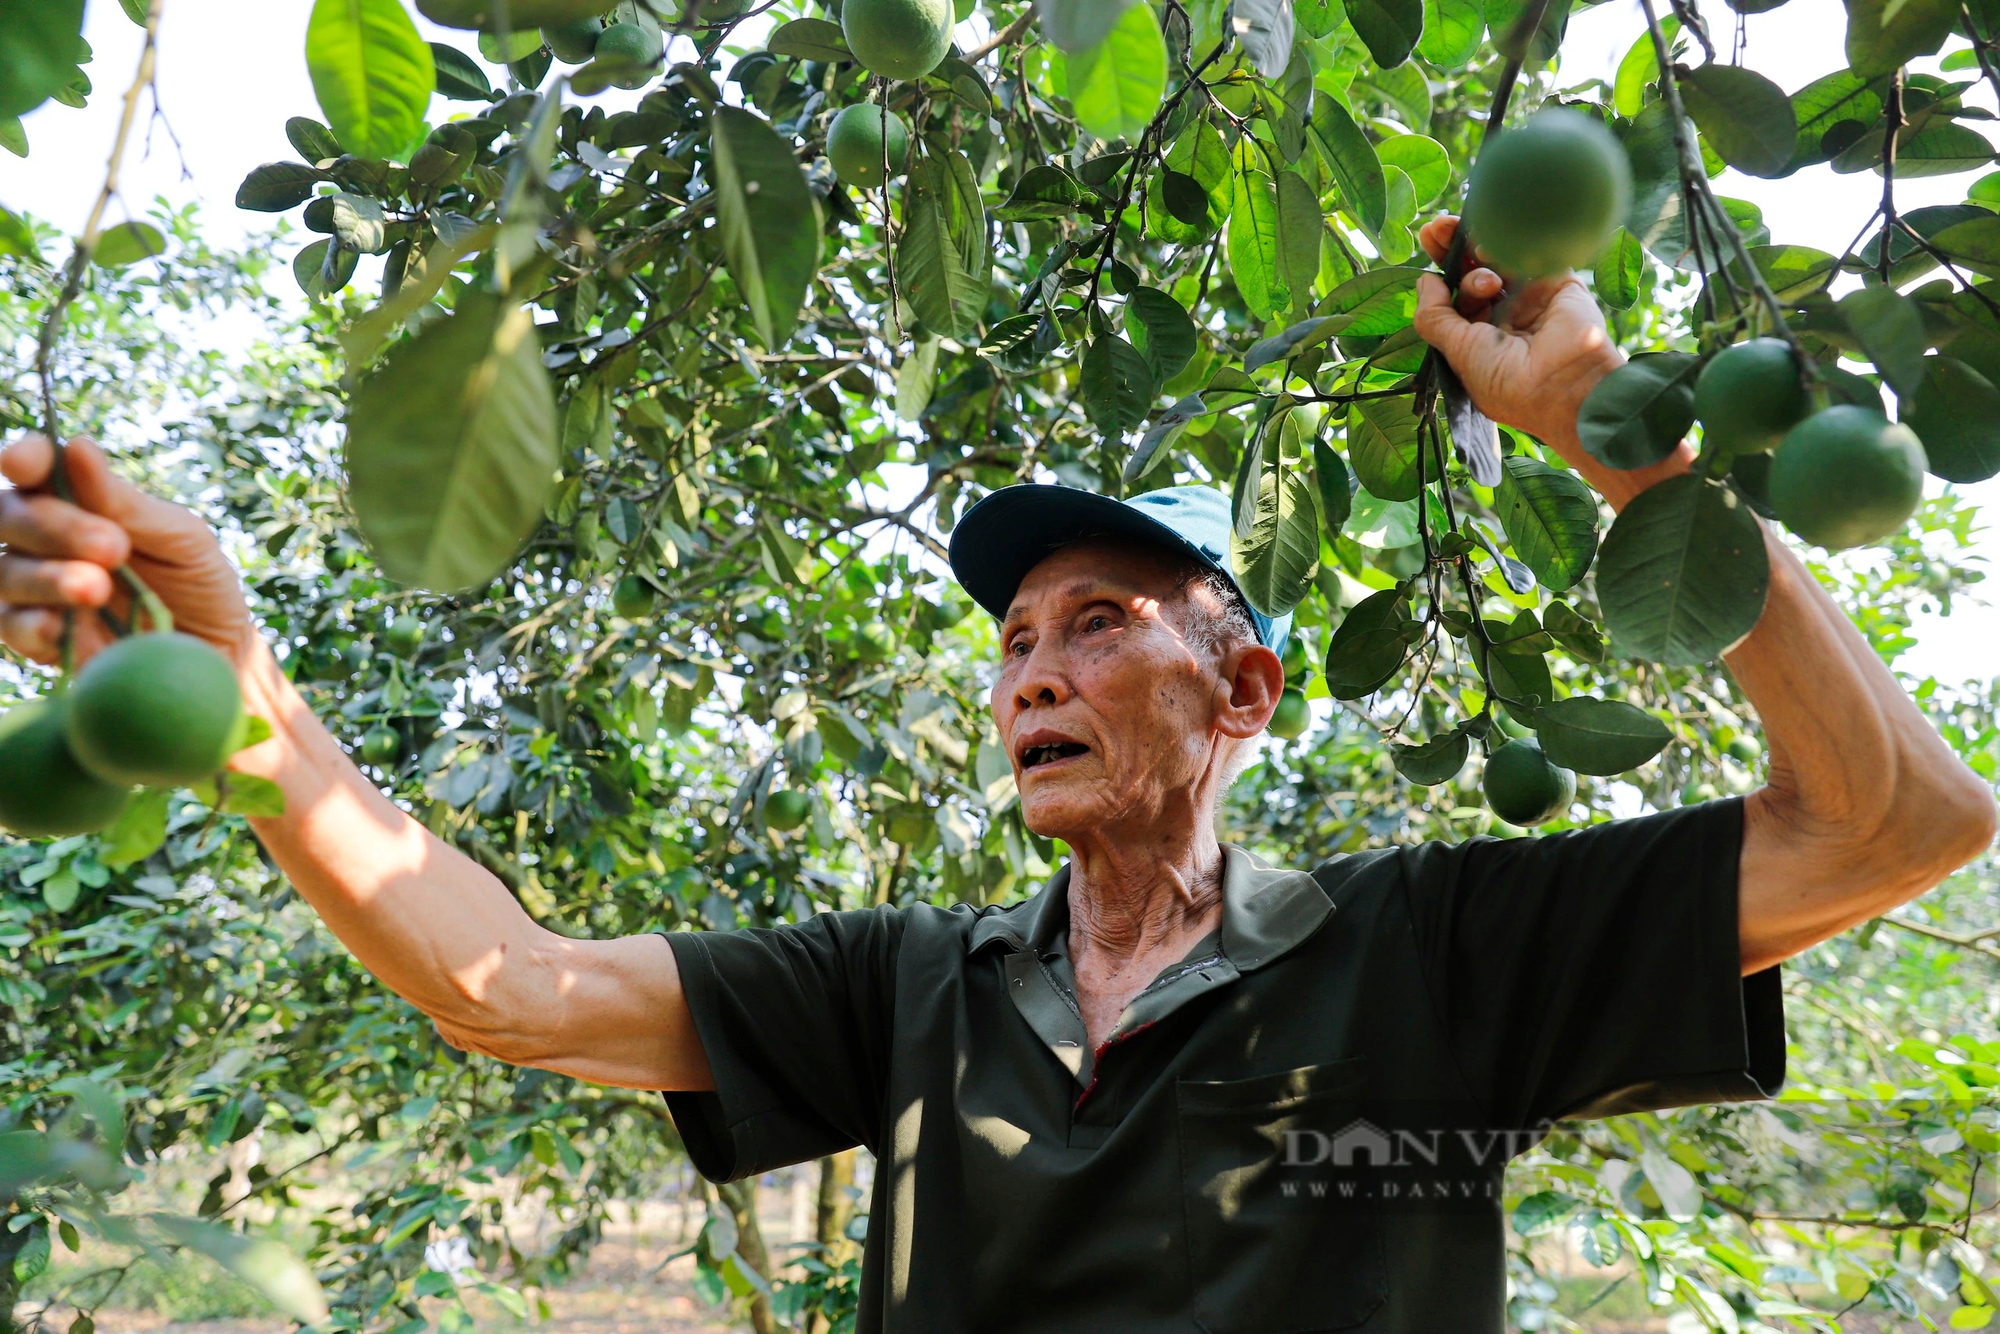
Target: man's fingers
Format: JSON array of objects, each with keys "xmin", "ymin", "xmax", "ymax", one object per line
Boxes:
[
  {"xmin": 0, "ymin": 554, "xmax": 117, "ymax": 609},
  {"xmin": 1418, "ymin": 215, "xmax": 1457, "ymax": 265},
  {"xmin": 55, "ymin": 436, "xmax": 213, "ymax": 553},
  {"xmin": 0, "ymin": 489, "xmax": 133, "ymax": 566},
  {"xmin": 0, "ymin": 435, "xmax": 58, "ymax": 491},
  {"xmin": 1416, "ymin": 273, "xmax": 1489, "ymax": 366},
  {"xmin": 0, "ymin": 606, "xmax": 64, "ymax": 663}
]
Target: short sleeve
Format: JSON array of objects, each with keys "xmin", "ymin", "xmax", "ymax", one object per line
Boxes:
[
  {"xmin": 1398, "ymin": 798, "xmax": 1784, "ymax": 1128},
  {"xmin": 662, "ymin": 906, "xmax": 905, "ymax": 1183}
]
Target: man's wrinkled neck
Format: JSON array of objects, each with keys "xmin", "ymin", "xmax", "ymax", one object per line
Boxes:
[{"xmin": 1060, "ymin": 793, "xmax": 1227, "ymax": 966}]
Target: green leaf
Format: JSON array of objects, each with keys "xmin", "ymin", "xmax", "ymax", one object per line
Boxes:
[
  {"xmin": 12, "ymin": 1223, "xmax": 49, "ymax": 1284},
  {"xmin": 1931, "ymin": 214, "xmax": 2000, "ymax": 278},
  {"xmin": 1376, "ymin": 134, "xmax": 1450, "ymax": 207},
  {"xmin": 1324, "ymin": 587, "xmax": 1416, "ymax": 697},
  {"xmin": 1839, "ymin": 285, "xmax": 1928, "ymax": 400},
  {"xmin": 0, "ymin": 206, "xmax": 34, "ymax": 258},
  {"xmin": 1417, "ymin": 0, "xmax": 1483, "ymax": 68},
  {"xmin": 710, "ymin": 106, "xmax": 820, "ymax": 350},
  {"xmin": 1613, "ymin": 16, "xmax": 1674, "ymax": 119},
  {"xmin": 344, "ymin": 292, "xmax": 559, "ymax": 593},
  {"xmin": 1532, "ymin": 697, "xmax": 1672, "ymax": 774},
  {"xmin": 1889, "ymin": 120, "xmax": 1997, "ymax": 179},
  {"xmin": 1314, "ymin": 435, "xmax": 1353, "ymax": 531},
  {"xmin": 1845, "ymin": 0, "xmax": 1956, "ymax": 77},
  {"xmin": 1512, "ymin": 1191, "xmax": 1582, "ymax": 1238},
  {"xmin": 1786, "ymin": 68, "xmax": 1884, "ymax": 173},
  {"xmin": 900, "ymin": 147, "xmax": 988, "ymax": 341},
  {"xmin": 219, "ymin": 774, "xmax": 287, "ymax": 818},
  {"xmin": 153, "ymin": 1218, "xmax": 330, "ymax": 1325},
  {"xmin": 1904, "ymin": 355, "xmax": 2000, "ymax": 483},
  {"xmin": 895, "ymin": 337, "xmax": 939, "ymax": 422},
  {"xmin": 767, "ymin": 17, "xmax": 850, "ymax": 59},
  {"xmin": 1245, "ymin": 317, "xmax": 1335, "ymax": 373},
  {"xmin": 1487, "ymin": 0, "xmax": 1571, "ymax": 61},
  {"xmin": 0, "ymin": 0, "xmax": 82, "ymax": 118},
  {"xmin": 1592, "ymin": 226, "xmax": 1644, "ymax": 310},
  {"xmin": 1577, "ymin": 352, "xmax": 1698, "ymax": 471},
  {"xmin": 1733, "ymin": 244, "xmax": 1836, "ymax": 302},
  {"xmin": 1348, "ymin": 395, "xmax": 1441, "ymax": 502},
  {"xmin": 1126, "ymin": 393, "xmax": 1211, "ymax": 482},
  {"xmin": 1544, "ymin": 599, "xmax": 1606, "ymax": 662},
  {"xmin": 92, "ymin": 221, "xmax": 166, "ymax": 267},
  {"xmin": 1232, "ymin": 0, "xmax": 1297, "ymax": 77},
  {"xmin": 1321, "ymin": 265, "xmax": 1421, "ymax": 336},
  {"xmin": 0, "ymin": 115, "xmax": 25, "ymax": 159},
  {"xmin": 1232, "ymin": 458, "xmax": 1321, "ymax": 617},
  {"xmin": 1348, "ymin": 0, "xmax": 1424, "ymax": 67},
  {"xmin": 1228, "ymin": 161, "xmax": 1289, "ymax": 321},
  {"xmin": 1081, "ymin": 334, "xmax": 1155, "ymax": 437},
  {"xmin": 1393, "ymin": 726, "xmax": 1470, "ymax": 784},
  {"xmin": 1276, "ymin": 168, "xmax": 1322, "ymax": 313},
  {"xmin": 994, "ymin": 164, "xmax": 1089, "ymax": 221},
  {"xmin": 428, "ymin": 43, "xmax": 490, "ymax": 100},
  {"xmin": 328, "ymin": 192, "xmax": 387, "ymax": 252},
  {"xmin": 293, "ymin": 238, "xmax": 357, "ymax": 297},
  {"xmin": 1125, "ymin": 286, "xmax": 1197, "ymax": 384},
  {"xmin": 1067, "ymin": 3, "xmax": 1165, "ymax": 141},
  {"xmin": 1679, "ymin": 63, "xmax": 1795, "ymax": 179},
  {"xmin": 236, "ymin": 162, "xmax": 324, "ymax": 212},
  {"xmin": 100, "ymin": 789, "xmax": 171, "ymax": 869},
  {"xmin": 1596, "ymin": 474, "xmax": 1771, "ymax": 665},
  {"xmin": 306, "ymin": 0, "xmax": 435, "ymax": 161},
  {"xmin": 1147, "ymin": 117, "xmax": 1230, "ymax": 242},
  {"xmin": 1495, "ymin": 456, "xmax": 1599, "ymax": 591},
  {"xmin": 1307, "ymin": 94, "xmax": 1387, "ymax": 233},
  {"xmin": 1035, "ymin": 0, "xmax": 1137, "ymax": 52},
  {"xmin": 1297, "ymin": 0, "xmax": 1347, "ymax": 39}
]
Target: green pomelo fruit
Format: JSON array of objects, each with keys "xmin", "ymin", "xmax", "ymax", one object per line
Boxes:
[
  {"xmin": 417, "ymin": 0, "xmax": 611, "ymax": 29},
  {"xmin": 740, "ymin": 449, "xmax": 777, "ymax": 485},
  {"xmin": 1268, "ymin": 688, "xmax": 1310, "ymax": 740},
  {"xmin": 1682, "ymin": 780, "xmax": 1720, "ymax": 805},
  {"xmin": 698, "ymin": 0, "xmax": 755, "ymax": 16},
  {"xmin": 1724, "ymin": 734, "xmax": 1762, "ymax": 764},
  {"xmin": 1482, "ymin": 738, "xmax": 1575, "ymax": 828},
  {"xmin": 1280, "ymin": 635, "xmax": 1308, "ymax": 681},
  {"xmin": 1768, "ymin": 406, "xmax": 1928, "ymax": 550},
  {"xmin": 856, "ymin": 620, "xmax": 894, "ymax": 661},
  {"xmin": 385, "ymin": 614, "xmax": 427, "ymax": 657},
  {"xmin": 841, "ymin": 0, "xmax": 953, "ymax": 81},
  {"xmin": 766, "ymin": 790, "xmax": 812, "ymax": 831},
  {"xmin": 1694, "ymin": 338, "xmax": 1812, "ymax": 455},
  {"xmin": 67, "ymin": 632, "xmax": 244, "ymax": 788},
  {"xmin": 360, "ymin": 725, "xmax": 402, "ymax": 766},
  {"xmin": 1461, "ymin": 108, "xmax": 1632, "ymax": 278},
  {"xmin": 542, "ymin": 17, "xmax": 604, "ymax": 62},
  {"xmin": 0, "ymin": 697, "xmax": 131, "ymax": 838},
  {"xmin": 613, "ymin": 575, "xmax": 656, "ymax": 619},
  {"xmin": 595, "ymin": 21, "xmax": 661, "ymax": 87},
  {"xmin": 826, "ymin": 104, "xmax": 911, "ymax": 189}
]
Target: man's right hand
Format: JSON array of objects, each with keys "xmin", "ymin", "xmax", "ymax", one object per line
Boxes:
[{"xmin": 0, "ymin": 434, "xmax": 257, "ymax": 671}]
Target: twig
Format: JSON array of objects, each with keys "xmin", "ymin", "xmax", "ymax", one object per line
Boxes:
[
  {"xmin": 1879, "ymin": 69, "xmax": 1904, "ymax": 284},
  {"xmin": 964, "ymin": 10, "xmax": 1036, "ymax": 62},
  {"xmin": 1878, "ymin": 914, "xmax": 2000, "ymax": 962}
]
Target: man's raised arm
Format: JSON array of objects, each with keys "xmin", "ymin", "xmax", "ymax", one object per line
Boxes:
[
  {"xmin": 0, "ymin": 434, "xmax": 712, "ymax": 1091},
  {"xmin": 1412, "ymin": 216, "xmax": 1998, "ymax": 974}
]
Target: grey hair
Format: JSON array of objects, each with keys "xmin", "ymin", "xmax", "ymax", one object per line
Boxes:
[{"xmin": 1170, "ymin": 561, "xmax": 1260, "ymax": 659}]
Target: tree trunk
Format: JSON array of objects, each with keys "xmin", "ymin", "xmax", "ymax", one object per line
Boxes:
[
  {"xmin": 716, "ymin": 1178, "xmax": 777, "ymax": 1334},
  {"xmin": 807, "ymin": 1150, "xmax": 859, "ymax": 1334}
]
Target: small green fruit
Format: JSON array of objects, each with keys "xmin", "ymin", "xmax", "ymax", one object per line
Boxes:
[
  {"xmin": 385, "ymin": 614, "xmax": 427, "ymax": 657},
  {"xmin": 542, "ymin": 17, "xmax": 604, "ymax": 62},
  {"xmin": 613, "ymin": 575, "xmax": 656, "ymax": 620},
  {"xmin": 1724, "ymin": 734, "xmax": 1762, "ymax": 764},
  {"xmin": 1482, "ymin": 738, "xmax": 1575, "ymax": 828},
  {"xmin": 840, "ymin": 0, "xmax": 953, "ymax": 81},
  {"xmin": 1682, "ymin": 780, "xmax": 1721, "ymax": 805},
  {"xmin": 360, "ymin": 725, "xmax": 402, "ymax": 766},
  {"xmin": 0, "ymin": 697, "xmax": 132, "ymax": 838},
  {"xmin": 1461, "ymin": 108, "xmax": 1631, "ymax": 278},
  {"xmin": 766, "ymin": 789, "xmax": 812, "ymax": 831},
  {"xmin": 67, "ymin": 633, "xmax": 244, "ymax": 788},
  {"xmin": 1268, "ymin": 688, "xmax": 1310, "ymax": 740},
  {"xmin": 739, "ymin": 449, "xmax": 777, "ymax": 486},
  {"xmin": 594, "ymin": 21, "xmax": 661, "ymax": 87},
  {"xmin": 1281, "ymin": 635, "xmax": 1309, "ymax": 682},
  {"xmin": 826, "ymin": 104, "xmax": 911, "ymax": 189},
  {"xmin": 1768, "ymin": 406, "xmax": 1928, "ymax": 550},
  {"xmin": 1694, "ymin": 338, "xmax": 1813, "ymax": 456}
]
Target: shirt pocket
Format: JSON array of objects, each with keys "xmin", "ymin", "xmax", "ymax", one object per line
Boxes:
[{"xmin": 1176, "ymin": 1058, "xmax": 1387, "ymax": 1334}]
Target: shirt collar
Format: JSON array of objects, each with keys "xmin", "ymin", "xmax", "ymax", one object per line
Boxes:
[{"xmin": 966, "ymin": 844, "xmax": 1331, "ymax": 971}]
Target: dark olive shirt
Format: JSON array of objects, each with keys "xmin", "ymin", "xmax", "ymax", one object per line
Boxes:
[{"xmin": 664, "ymin": 798, "xmax": 1784, "ymax": 1333}]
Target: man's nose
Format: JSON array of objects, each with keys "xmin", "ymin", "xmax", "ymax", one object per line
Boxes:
[{"xmin": 1012, "ymin": 639, "xmax": 1072, "ymax": 711}]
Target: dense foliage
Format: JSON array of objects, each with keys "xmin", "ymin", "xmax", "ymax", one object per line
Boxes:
[{"xmin": 4, "ymin": 0, "xmax": 2000, "ymax": 1327}]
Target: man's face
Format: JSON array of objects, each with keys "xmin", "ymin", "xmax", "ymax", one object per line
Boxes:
[{"xmin": 990, "ymin": 542, "xmax": 1234, "ymax": 842}]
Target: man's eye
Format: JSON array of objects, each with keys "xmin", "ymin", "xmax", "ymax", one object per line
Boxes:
[
  {"xmin": 1010, "ymin": 640, "xmax": 1030, "ymax": 656},
  {"xmin": 1086, "ymin": 615, "xmax": 1109, "ymax": 632}
]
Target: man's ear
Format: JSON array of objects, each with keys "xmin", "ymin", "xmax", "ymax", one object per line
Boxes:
[{"xmin": 1215, "ymin": 642, "xmax": 1285, "ymax": 741}]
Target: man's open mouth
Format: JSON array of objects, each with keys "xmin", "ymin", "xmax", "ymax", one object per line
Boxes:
[{"xmin": 1020, "ymin": 742, "xmax": 1090, "ymax": 769}]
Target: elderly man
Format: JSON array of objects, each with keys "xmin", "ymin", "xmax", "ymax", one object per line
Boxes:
[{"xmin": 1, "ymin": 218, "xmax": 1994, "ymax": 1332}]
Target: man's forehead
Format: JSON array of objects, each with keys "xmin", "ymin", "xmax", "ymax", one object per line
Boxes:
[{"xmin": 1002, "ymin": 543, "xmax": 1180, "ymax": 622}]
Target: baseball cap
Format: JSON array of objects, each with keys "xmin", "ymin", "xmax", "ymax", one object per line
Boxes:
[{"xmin": 946, "ymin": 484, "xmax": 1291, "ymax": 657}]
